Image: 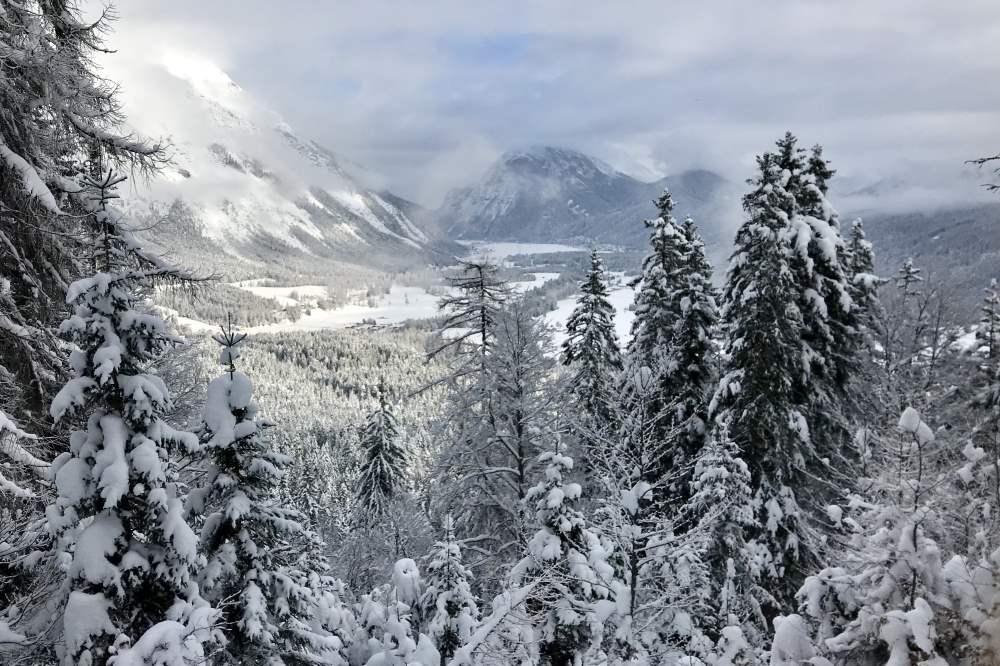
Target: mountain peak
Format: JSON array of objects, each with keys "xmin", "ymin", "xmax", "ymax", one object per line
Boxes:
[
  {"xmin": 437, "ymin": 146, "xmax": 726, "ymax": 244},
  {"xmin": 498, "ymin": 145, "xmax": 619, "ymax": 178}
]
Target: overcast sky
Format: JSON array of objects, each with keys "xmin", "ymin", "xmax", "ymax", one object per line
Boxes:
[{"xmin": 104, "ymin": 1, "xmax": 1000, "ymax": 207}]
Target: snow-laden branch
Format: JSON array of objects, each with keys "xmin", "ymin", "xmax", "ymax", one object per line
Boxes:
[
  {"xmin": 447, "ymin": 582, "xmax": 536, "ymax": 666},
  {"xmin": 0, "ymin": 138, "xmax": 61, "ymax": 214}
]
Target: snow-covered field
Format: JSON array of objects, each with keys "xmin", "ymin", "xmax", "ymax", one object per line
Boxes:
[
  {"xmin": 245, "ymin": 285, "xmax": 441, "ymax": 332},
  {"xmin": 459, "ymin": 240, "xmax": 586, "ymax": 262},
  {"xmin": 544, "ymin": 285, "xmax": 636, "ymax": 349},
  {"xmin": 165, "ymin": 241, "xmax": 631, "ymax": 342},
  {"xmin": 511, "ymin": 272, "xmax": 560, "ymax": 293},
  {"xmin": 236, "ymin": 283, "xmax": 333, "ymax": 307}
]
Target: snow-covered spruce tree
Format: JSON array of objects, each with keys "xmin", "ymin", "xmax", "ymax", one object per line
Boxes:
[
  {"xmin": 511, "ymin": 444, "xmax": 614, "ymax": 666},
  {"xmin": 353, "ymin": 378, "xmax": 407, "ymax": 527},
  {"xmin": 966, "ymin": 279, "xmax": 1000, "ymax": 556},
  {"xmin": 682, "ymin": 420, "xmax": 766, "ymax": 652},
  {"xmin": 623, "ymin": 191, "xmax": 686, "ymax": 438},
  {"xmin": 47, "ymin": 170, "xmax": 216, "ymax": 665},
  {"xmin": 663, "ymin": 216, "xmax": 719, "ymax": 504},
  {"xmin": 343, "ymin": 378, "xmax": 415, "ymax": 593},
  {"xmin": 421, "ymin": 516, "xmax": 480, "ymax": 664},
  {"xmin": 779, "ymin": 136, "xmax": 861, "ymax": 486},
  {"xmin": 794, "ymin": 407, "xmax": 959, "ymax": 664},
  {"xmin": 710, "ymin": 147, "xmax": 821, "ymax": 615},
  {"xmin": 187, "ymin": 319, "xmax": 347, "ymax": 665},
  {"xmin": 843, "ymin": 219, "xmax": 883, "ymax": 345},
  {"xmin": 355, "ymin": 559, "xmax": 439, "ymax": 666},
  {"xmin": 561, "ymin": 250, "xmax": 622, "ymax": 438},
  {"xmin": 625, "ymin": 196, "xmax": 719, "ymax": 513},
  {"xmin": 1, "ymin": 1, "xmax": 166, "ymax": 427}
]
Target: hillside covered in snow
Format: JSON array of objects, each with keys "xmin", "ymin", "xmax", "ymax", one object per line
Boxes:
[
  {"xmin": 433, "ymin": 145, "xmax": 732, "ymax": 247},
  {"xmin": 104, "ymin": 50, "xmax": 458, "ymax": 277}
]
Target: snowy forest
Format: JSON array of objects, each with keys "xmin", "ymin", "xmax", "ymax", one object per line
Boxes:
[{"xmin": 3, "ymin": 3, "xmax": 1000, "ymax": 666}]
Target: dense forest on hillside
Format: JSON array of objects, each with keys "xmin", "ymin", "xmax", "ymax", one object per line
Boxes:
[{"xmin": 2, "ymin": 3, "xmax": 1000, "ymax": 666}]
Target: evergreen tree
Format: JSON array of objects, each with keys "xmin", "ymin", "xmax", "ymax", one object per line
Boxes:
[
  {"xmin": 620, "ymin": 190, "xmax": 693, "ymax": 521},
  {"xmin": 47, "ymin": 170, "xmax": 215, "ymax": 664},
  {"xmin": 422, "ymin": 516, "xmax": 480, "ymax": 665},
  {"xmin": 782, "ymin": 135, "xmax": 859, "ymax": 477},
  {"xmin": 188, "ymin": 319, "xmax": 346, "ymax": 665},
  {"xmin": 969, "ymin": 280, "xmax": 1000, "ymax": 555},
  {"xmin": 711, "ymin": 147, "xmax": 818, "ymax": 614},
  {"xmin": 796, "ymin": 407, "xmax": 958, "ymax": 664},
  {"xmin": 353, "ymin": 378, "xmax": 407, "ymax": 526},
  {"xmin": 561, "ymin": 249, "xmax": 622, "ymax": 429},
  {"xmin": 844, "ymin": 220, "xmax": 882, "ymax": 323},
  {"xmin": 664, "ymin": 217, "xmax": 719, "ymax": 502},
  {"xmin": 512, "ymin": 445, "xmax": 613, "ymax": 666},
  {"xmin": 1, "ymin": 1, "xmax": 165, "ymax": 427},
  {"xmin": 684, "ymin": 421, "xmax": 766, "ymax": 648},
  {"xmin": 625, "ymin": 191, "xmax": 686, "ymax": 396},
  {"xmin": 356, "ymin": 560, "xmax": 440, "ymax": 666}
]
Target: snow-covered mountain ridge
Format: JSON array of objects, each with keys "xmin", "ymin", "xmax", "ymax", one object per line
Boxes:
[
  {"xmin": 433, "ymin": 145, "xmax": 733, "ymax": 247},
  {"xmin": 106, "ymin": 50, "xmax": 453, "ymax": 275}
]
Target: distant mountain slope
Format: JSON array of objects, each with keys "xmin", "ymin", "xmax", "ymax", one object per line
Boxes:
[
  {"xmin": 107, "ymin": 50, "xmax": 456, "ymax": 277},
  {"xmin": 434, "ymin": 146, "xmax": 731, "ymax": 247},
  {"xmin": 860, "ymin": 202, "xmax": 1000, "ymax": 310}
]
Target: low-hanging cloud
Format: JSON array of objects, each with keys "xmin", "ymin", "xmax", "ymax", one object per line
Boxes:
[{"xmin": 95, "ymin": 1, "xmax": 1000, "ymax": 208}]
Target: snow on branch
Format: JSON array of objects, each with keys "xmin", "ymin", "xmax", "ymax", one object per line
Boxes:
[
  {"xmin": 0, "ymin": 411, "xmax": 48, "ymax": 498},
  {"xmin": 0, "ymin": 139, "xmax": 61, "ymax": 214}
]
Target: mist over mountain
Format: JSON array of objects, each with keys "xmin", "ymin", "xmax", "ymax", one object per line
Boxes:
[
  {"xmin": 106, "ymin": 51, "xmax": 458, "ymax": 278},
  {"xmin": 432, "ymin": 146, "xmax": 732, "ymax": 248}
]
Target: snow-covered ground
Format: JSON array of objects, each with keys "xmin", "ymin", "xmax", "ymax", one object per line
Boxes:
[
  {"xmin": 234, "ymin": 283, "xmax": 334, "ymax": 307},
  {"xmin": 511, "ymin": 272, "xmax": 560, "ymax": 293},
  {"xmin": 544, "ymin": 284, "xmax": 636, "ymax": 349},
  {"xmin": 459, "ymin": 240, "xmax": 586, "ymax": 262},
  {"xmin": 167, "ymin": 244, "xmax": 633, "ymax": 342},
  {"xmin": 153, "ymin": 305, "xmax": 219, "ymax": 334},
  {"xmin": 245, "ymin": 285, "xmax": 441, "ymax": 332}
]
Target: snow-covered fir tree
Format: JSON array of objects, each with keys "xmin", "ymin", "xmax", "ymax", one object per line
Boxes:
[
  {"xmin": 355, "ymin": 559, "xmax": 439, "ymax": 666},
  {"xmin": 682, "ymin": 421, "xmax": 765, "ymax": 655},
  {"xmin": 561, "ymin": 249, "xmax": 622, "ymax": 438},
  {"xmin": 623, "ymin": 191, "xmax": 687, "ymax": 449},
  {"xmin": 711, "ymin": 145, "xmax": 822, "ymax": 615},
  {"xmin": 776, "ymin": 135, "xmax": 860, "ymax": 477},
  {"xmin": 511, "ymin": 444, "xmax": 614, "ymax": 666},
  {"xmin": 353, "ymin": 378, "xmax": 407, "ymax": 526},
  {"xmin": 0, "ymin": 1, "xmax": 166, "ymax": 430},
  {"xmin": 47, "ymin": 170, "xmax": 216, "ymax": 665},
  {"xmin": 627, "ymin": 190, "xmax": 686, "ymax": 365},
  {"xmin": 421, "ymin": 516, "xmax": 480, "ymax": 664},
  {"xmin": 663, "ymin": 216, "xmax": 719, "ymax": 504},
  {"xmin": 187, "ymin": 319, "xmax": 347, "ymax": 665},
  {"xmin": 844, "ymin": 219, "xmax": 883, "ymax": 344},
  {"xmin": 794, "ymin": 407, "xmax": 959, "ymax": 664},
  {"xmin": 967, "ymin": 279, "xmax": 1000, "ymax": 557}
]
